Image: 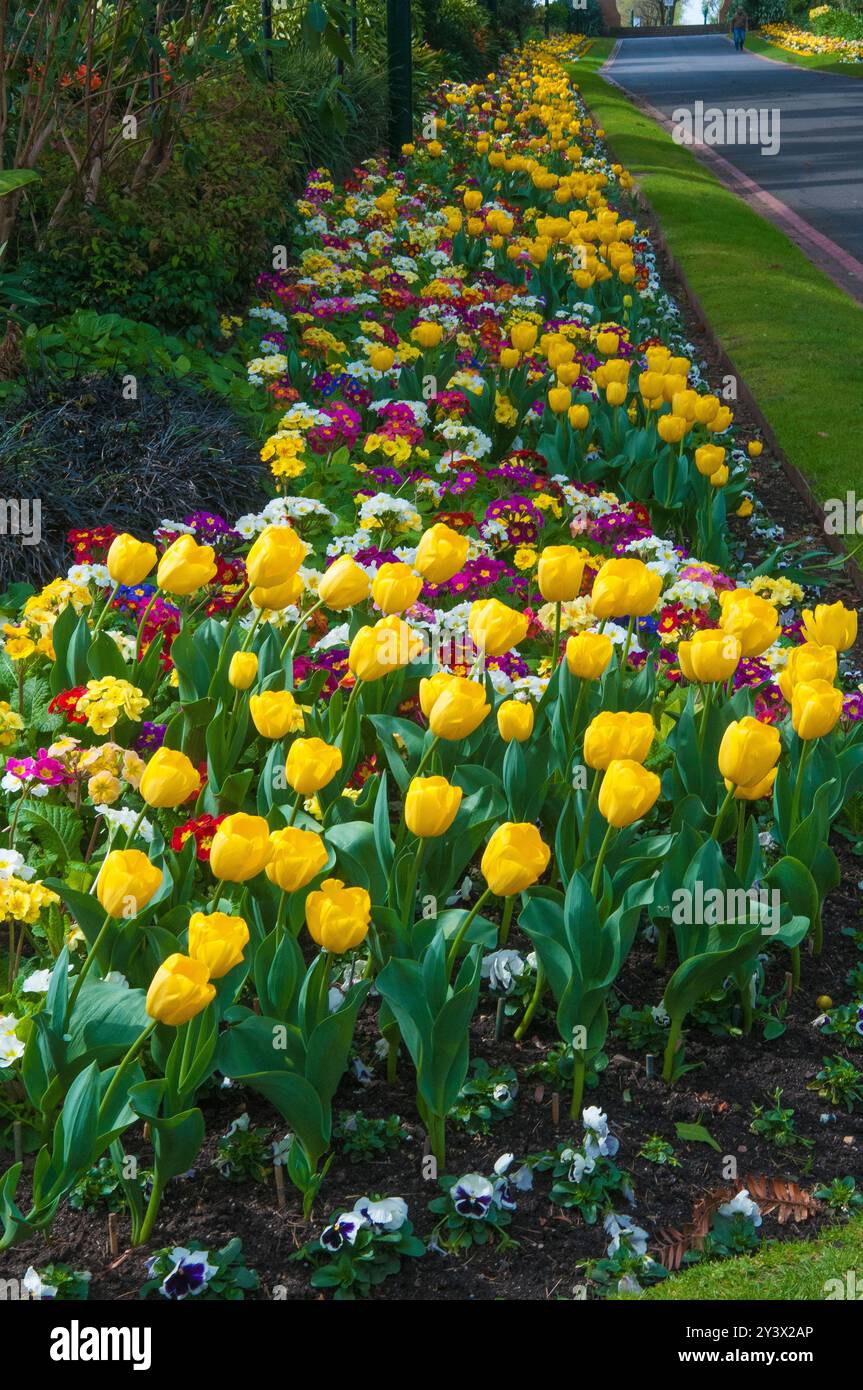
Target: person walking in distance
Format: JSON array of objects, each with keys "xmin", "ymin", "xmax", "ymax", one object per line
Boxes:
[{"xmin": 731, "ymin": 6, "xmax": 748, "ymax": 50}]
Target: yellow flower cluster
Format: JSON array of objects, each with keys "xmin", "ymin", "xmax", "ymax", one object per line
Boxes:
[
  {"xmin": 0, "ymin": 701, "xmax": 24, "ymax": 747},
  {"xmin": 260, "ymin": 429, "xmax": 307, "ymax": 479},
  {"xmin": 74, "ymin": 677, "xmax": 150, "ymax": 735},
  {"xmin": 0, "ymin": 876, "xmax": 59, "ymax": 925}
]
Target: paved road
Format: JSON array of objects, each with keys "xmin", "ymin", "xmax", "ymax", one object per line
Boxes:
[{"xmin": 606, "ymin": 35, "xmax": 863, "ymax": 297}]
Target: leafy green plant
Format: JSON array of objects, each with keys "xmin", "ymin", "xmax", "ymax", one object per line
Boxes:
[
  {"xmin": 813, "ymin": 1176, "xmax": 863, "ymax": 1215},
  {"xmin": 334, "ymin": 1111, "xmax": 411, "ymax": 1164},
  {"xmin": 749, "ymin": 1089, "xmax": 814, "ymax": 1156},
  {"xmin": 213, "ymin": 1114, "xmax": 273, "ymax": 1183},
  {"xmin": 450, "ymin": 1058, "xmax": 517, "ymax": 1135},
  {"xmin": 638, "ymin": 1134, "xmax": 679, "ymax": 1167},
  {"xmin": 376, "ymin": 934, "xmax": 483, "ymax": 1167},
  {"xmin": 68, "ymin": 1155, "xmax": 152, "ymax": 1214},
  {"xmin": 140, "ymin": 1238, "xmax": 259, "ymax": 1300},
  {"xmin": 295, "ymin": 1196, "xmax": 424, "ymax": 1299},
  {"xmin": 808, "ymin": 1055, "xmax": 863, "ymax": 1111}
]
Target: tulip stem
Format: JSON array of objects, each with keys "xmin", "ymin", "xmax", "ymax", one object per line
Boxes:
[
  {"xmin": 339, "ymin": 677, "xmax": 364, "ymax": 740},
  {"xmin": 288, "ymin": 793, "xmax": 303, "ymax": 827},
  {"xmin": 735, "ymin": 800, "xmax": 747, "ymax": 876},
  {"xmin": 65, "ymin": 910, "xmax": 113, "ymax": 1023},
  {"xmin": 698, "ymin": 682, "xmax": 714, "ymax": 751},
  {"xmin": 134, "ymin": 591, "xmax": 159, "ymax": 662},
  {"xmin": 514, "ymin": 961, "xmax": 545, "ymax": 1042},
  {"xmin": 662, "ymin": 1014, "xmax": 683, "ymax": 1084},
  {"xmin": 275, "ymin": 891, "xmax": 288, "ymax": 936},
  {"xmin": 589, "ymin": 824, "xmax": 615, "ymax": 900},
  {"xmin": 280, "ymin": 599, "xmax": 325, "ymax": 660},
  {"xmin": 553, "ymin": 601, "xmax": 562, "ymax": 663},
  {"xmin": 401, "ymin": 837, "xmax": 426, "ymax": 928},
  {"xmin": 99, "ymin": 1021, "xmax": 157, "ymax": 1122},
  {"xmin": 208, "ymin": 584, "xmax": 252, "ymax": 695},
  {"xmin": 498, "ymin": 894, "xmax": 515, "ymax": 947},
  {"xmin": 136, "ymin": 1176, "xmax": 165, "ymax": 1247},
  {"xmin": 122, "ymin": 805, "xmax": 148, "ymax": 849},
  {"xmin": 414, "ymin": 735, "xmax": 440, "ymax": 779},
  {"xmin": 709, "ymin": 786, "xmax": 736, "ymax": 841},
  {"xmin": 573, "ymin": 769, "xmax": 601, "ymax": 871},
  {"xmin": 209, "ymin": 878, "xmax": 226, "ymax": 912},
  {"xmin": 240, "ymin": 609, "xmax": 264, "ymax": 654},
  {"xmin": 445, "ymin": 887, "xmax": 492, "ymax": 976},
  {"xmin": 789, "ymin": 738, "xmax": 812, "ymax": 833},
  {"xmin": 92, "ymin": 582, "xmax": 120, "ymax": 637},
  {"xmin": 616, "ymin": 614, "xmax": 636, "ymax": 703},
  {"xmin": 570, "ymin": 1053, "xmax": 586, "ymax": 1120}
]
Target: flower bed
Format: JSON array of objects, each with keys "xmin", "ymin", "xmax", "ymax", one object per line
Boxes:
[
  {"xmin": 0, "ymin": 36, "xmax": 861, "ymax": 1302},
  {"xmin": 761, "ymin": 17, "xmax": 863, "ymax": 62}
]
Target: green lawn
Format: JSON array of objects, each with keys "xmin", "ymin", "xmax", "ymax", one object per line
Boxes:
[
  {"xmin": 620, "ymin": 1216, "xmax": 863, "ymax": 1300},
  {"xmin": 748, "ymin": 31, "xmax": 863, "ymax": 79},
  {"xmin": 565, "ymin": 42, "xmax": 863, "ymax": 504}
]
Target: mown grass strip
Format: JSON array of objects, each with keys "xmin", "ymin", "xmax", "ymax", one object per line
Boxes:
[
  {"xmin": 747, "ymin": 32, "xmax": 863, "ymax": 79},
  {"xmin": 565, "ymin": 42, "xmax": 863, "ymax": 504},
  {"xmin": 621, "ymin": 1215, "xmax": 863, "ymax": 1300}
]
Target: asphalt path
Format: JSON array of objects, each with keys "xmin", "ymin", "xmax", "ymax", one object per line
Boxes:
[{"xmin": 605, "ymin": 35, "xmax": 863, "ymax": 298}]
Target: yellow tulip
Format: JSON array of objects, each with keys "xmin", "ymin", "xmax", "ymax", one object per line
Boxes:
[
  {"xmin": 414, "ymin": 523, "xmax": 470, "ymax": 584},
  {"xmin": 801, "ymin": 601, "xmax": 857, "ymax": 653},
  {"xmin": 146, "ymin": 953, "xmax": 215, "ymax": 1026},
  {"xmin": 537, "ymin": 546, "xmax": 586, "ymax": 602},
  {"xmin": 157, "ymin": 535, "xmax": 217, "ymax": 596},
  {"xmin": 266, "ymin": 826, "xmax": 329, "ymax": 892},
  {"xmin": 427, "ymin": 676, "xmax": 490, "ymax": 740},
  {"xmin": 468, "ymin": 598, "xmax": 529, "ymax": 657},
  {"xmin": 209, "ymin": 813, "xmax": 272, "ymax": 883},
  {"xmin": 107, "ymin": 534, "xmax": 157, "ymax": 586},
  {"xmin": 724, "ymin": 769, "xmax": 777, "ymax": 801},
  {"xmin": 285, "ymin": 737, "xmax": 342, "ymax": 795},
  {"xmin": 777, "ymin": 642, "xmax": 838, "ymax": 702},
  {"xmin": 719, "ymin": 589, "xmax": 781, "ymax": 657},
  {"xmin": 371, "ymin": 562, "xmax": 423, "ymax": 615},
  {"xmin": 548, "ymin": 386, "xmax": 571, "ymax": 414},
  {"xmin": 510, "ymin": 322, "xmax": 538, "ymax": 353},
  {"xmin": 481, "ymin": 822, "xmax": 551, "ymax": 896},
  {"xmin": 139, "ymin": 747, "xmax": 200, "ymax": 808},
  {"xmin": 565, "ymin": 630, "xmax": 613, "ymax": 679},
  {"xmin": 187, "ymin": 911, "xmax": 249, "ymax": 980},
  {"xmin": 677, "ymin": 630, "xmax": 741, "ymax": 683},
  {"xmin": 246, "ymin": 525, "xmax": 305, "ymax": 589},
  {"xmin": 413, "ymin": 322, "xmax": 443, "ymax": 349},
  {"xmin": 348, "ymin": 615, "xmax": 422, "ymax": 681},
  {"xmin": 657, "ymin": 414, "xmax": 686, "ymax": 445},
  {"xmin": 584, "ymin": 711, "xmax": 654, "ymax": 770},
  {"xmin": 404, "ymin": 776, "xmax": 463, "ymax": 837},
  {"xmin": 718, "ymin": 717, "xmax": 781, "ymax": 787},
  {"xmin": 369, "ymin": 346, "xmax": 396, "ymax": 372},
  {"xmin": 598, "ymin": 759, "xmax": 661, "ymax": 828},
  {"xmin": 590, "ymin": 558, "xmax": 662, "ymax": 619},
  {"xmin": 694, "ymin": 445, "xmax": 726, "ymax": 478},
  {"xmin": 228, "ymin": 652, "xmax": 258, "ymax": 691},
  {"xmin": 306, "ymin": 878, "xmax": 371, "ymax": 952},
  {"xmin": 252, "ymin": 574, "xmax": 305, "ymax": 611},
  {"xmin": 568, "ymin": 404, "xmax": 590, "ymax": 430},
  {"xmin": 497, "ymin": 699, "xmax": 534, "ymax": 743},
  {"xmin": 318, "ymin": 555, "xmax": 370, "ymax": 610},
  {"xmin": 249, "ymin": 690, "xmax": 304, "ymax": 740},
  {"xmin": 606, "ymin": 380, "xmax": 627, "ymax": 408},
  {"xmin": 791, "ymin": 679, "xmax": 844, "ymax": 740},
  {"xmin": 97, "ymin": 850, "xmax": 163, "ymax": 918}
]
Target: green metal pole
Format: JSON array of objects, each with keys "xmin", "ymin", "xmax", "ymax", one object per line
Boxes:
[
  {"xmin": 387, "ymin": 0, "xmax": 413, "ymax": 155},
  {"xmin": 545, "ymin": 0, "xmax": 550, "ymax": 38}
]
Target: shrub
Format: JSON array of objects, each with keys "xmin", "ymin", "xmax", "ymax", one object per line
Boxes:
[{"xmin": 0, "ymin": 375, "xmax": 266, "ymax": 588}]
